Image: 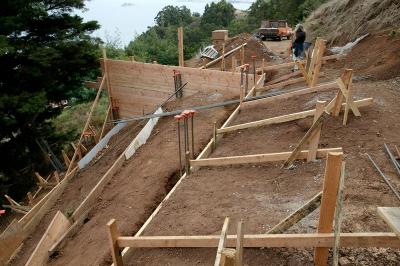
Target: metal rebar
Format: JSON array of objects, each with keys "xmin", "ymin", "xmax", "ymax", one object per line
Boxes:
[
  {"xmin": 109, "ymin": 86, "xmax": 309, "ymax": 124},
  {"xmin": 183, "ymin": 118, "xmax": 188, "ymax": 154},
  {"xmin": 177, "ymin": 120, "xmax": 182, "ymax": 176},
  {"xmin": 191, "ymin": 115, "xmax": 194, "ymax": 159},
  {"xmin": 185, "ymin": 151, "xmax": 190, "ymax": 175},
  {"xmin": 245, "ymin": 69, "xmax": 249, "ymax": 95},
  {"xmin": 367, "ymin": 153, "xmax": 400, "ymax": 201},
  {"xmin": 384, "ymin": 143, "xmax": 400, "ymax": 176}
]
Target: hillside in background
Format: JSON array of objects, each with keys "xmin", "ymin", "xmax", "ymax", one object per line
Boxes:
[{"xmin": 304, "ymin": 0, "xmax": 400, "ymax": 45}]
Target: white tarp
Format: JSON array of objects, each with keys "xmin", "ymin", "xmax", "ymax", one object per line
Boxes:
[
  {"xmin": 330, "ymin": 33, "xmax": 369, "ymax": 55},
  {"xmin": 124, "ymin": 107, "xmax": 163, "ymax": 160},
  {"xmin": 78, "ymin": 121, "xmax": 127, "ymax": 169}
]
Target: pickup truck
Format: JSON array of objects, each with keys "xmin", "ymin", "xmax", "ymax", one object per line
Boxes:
[{"xmin": 258, "ymin": 20, "xmax": 292, "ymax": 41}]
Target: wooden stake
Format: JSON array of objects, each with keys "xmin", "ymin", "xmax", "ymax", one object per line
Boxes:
[
  {"xmin": 99, "ymin": 104, "xmax": 111, "ymax": 141},
  {"xmin": 310, "ymin": 38, "xmax": 326, "ymax": 87},
  {"xmin": 221, "ymin": 43, "xmax": 225, "ymax": 71},
  {"xmin": 314, "ymin": 152, "xmax": 343, "ymax": 266},
  {"xmin": 102, "ymin": 48, "xmax": 114, "ymax": 121},
  {"xmin": 283, "ymin": 112, "xmax": 329, "ymax": 168},
  {"xmin": 331, "ymin": 69, "xmax": 352, "ymax": 117},
  {"xmin": 236, "ymin": 220, "xmax": 244, "ymax": 266},
  {"xmin": 221, "ymin": 248, "xmax": 236, "ymax": 266},
  {"xmin": 307, "ymin": 100, "xmax": 326, "ymax": 162},
  {"xmin": 231, "ymin": 56, "xmax": 237, "ymax": 73},
  {"xmin": 5, "ymin": 194, "xmax": 21, "ymax": 207},
  {"xmin": 62, "ymin": 149, "xmax": 70, "ymax": 167},
  {"xmin": 213, "ymin": 122, "xmax": 217, "ymax": 150},
  {"xmin": 395, "ymin": 145, "xmax": 400, "ymax": 159},
  {"xmin": 178, "ymin": 27, "xmax": 184, "ymax": 67},
  {"xmin": 261, "ymin": 58, "xmax": 265, "ymax": 76},
  {"xmin": 333, "ymin": 163, "xmax": 346, "ymax": 266},
  {"xmin": 107, "ymin": 219, "xmax": 123, "ymax": 266},
  {"xmin": 54, "ymin": 171, "xmax": 60, "ymax": 184},
  {"xmin": 27, "ymin": 192, "xmax": 34, "ymax": 207},
  {"xmin": 268, "ymin": 191, "xmax": 322, "ymax": 234},
  {"xmin": 215, "ymin": 217, "xmax": 230, "ymax": 266},
  {"xmin": 240, "ymin": 46, "xmax": 244, "ymax": 65}
]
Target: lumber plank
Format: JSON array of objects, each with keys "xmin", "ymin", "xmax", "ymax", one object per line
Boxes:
[
  {"xmin": 307, "ymin": 101, "xmax": 326, "ymax": 162},
  {"xmin": 236, "ymin": 220, "xmax": 244, "ymax": 266},
  {"xmin": 377, "ymin": 207, "xmax": 400, "ymax": 239},
  {"xmin": 265, "ymin": 71, "xmax": 301, "ymax": 86},
  {"xmin": 260, "ymin": 77, "xmax": 306, "ymax": 92},
  {"xmin": 19, "ymin": 166, "xmax": 78, "ymax": 235},
  {"xmin": 267, "ymin": 191, "xmax": 322, "ymax": 234},
  {"xmin": 242, "ymin": 82, "xmax": 338, "ymax": 109},
  {"xmin": 25, "ymin": 211, "xmax": 71, "ymax": 266},
  {"xmin": 178, "ymin": 27, "xmax": 184, "ymax": 67},
  {"xmin": 107, "ymin": 219, "xmax": 123, "ymax": 266},
  {"xmin": 0, "ymin": 219, "xmax": 25, "ymax": 265},
  {"xmin": 333, "ymin": 163, "xmax": 346, "ymax": 266},
  {"xmin": 255, "ymin": 54, "xmax": 345, "ymax": 74},
  {"xmin": 332, "ymin": 69, "xmax": 352, "ymax": 116},
  {"xmin": 283, "ymin": 112, "xmax": 329, "ymax": 169},
  {"xmin": 310, "ymin": 38, "xmax": 326, "ymax": 87},
  {"xmin": 190, "ymin": 148, "xmax": 342, "ymax": 167},
  {"xmin": 116, "ymin": 233, "xmax": 400, "ymax": 248},
  {"xmin": 71, "ymin": 153, "xmax": 125, "ymax": 220},
  {"xmin": 215, "ymin": 217, "xmax": 230, "ymax": 266},
  {"xmin": 219, "ymin": 98, "xmax": 373, "ymax": 134},
  {"xmin": 314, "ymin": 152, "xmax": 343, "ymax": 266}
]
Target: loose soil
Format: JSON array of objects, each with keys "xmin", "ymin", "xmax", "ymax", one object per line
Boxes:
[
  {"xmin": 125, "ymin": 61, "xmax": 400, "ymax": 264},
  {"xmin": 45, "ymin": 91, "xmax": 236, "ymax": 266},
  {"xmin": 9, "ymin": 120, "xmax": 144, "ymax": 265}
]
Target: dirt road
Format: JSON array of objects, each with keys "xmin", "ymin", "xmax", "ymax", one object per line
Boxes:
[{"xmin": 264, "ymin": 39, "xmax": 291, "ymax": 59}]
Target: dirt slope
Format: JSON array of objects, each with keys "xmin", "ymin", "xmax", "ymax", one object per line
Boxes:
[
  {"xmin": 9, "ymin": 121, "xmax": 144, "ymax": 265},
  {"xmin": 47, "ymin": 91, "xmax": 236, "ymax": 266},
  {"xmin": 304, "ymin": 0, "xmax": 400, "ymax": 45}
]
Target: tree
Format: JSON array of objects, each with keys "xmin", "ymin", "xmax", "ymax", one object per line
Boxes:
[
  {"xmin": 0, "ymin": 0, "xmax": 100, "ymax": 202},
  {"xmin": 155, "ymin": 5, "xmax": 193, "ymax": 27},
  {"xmin": 201, "ymin": 0, "xmax": 235, "ymax": 29}
]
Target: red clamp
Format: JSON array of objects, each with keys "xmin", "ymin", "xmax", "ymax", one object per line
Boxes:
[
  {"xmin": 0, "ymin": 210, "xmax": 6, "ymax": 215},
  {"xmin": 174, "ymin": 114, "xmax": 183, "ymax": 120},
  {"xmin": 251, "ymin": 55, "xmax": 256, "ymax": 60}
]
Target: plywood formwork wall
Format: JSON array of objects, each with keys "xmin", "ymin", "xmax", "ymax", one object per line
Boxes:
[{"xmin": 102, "ymin": 59, "xmax": 252, "ymax": 118}]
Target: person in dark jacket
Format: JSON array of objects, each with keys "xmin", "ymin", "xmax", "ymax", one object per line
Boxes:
[{"xmin": 291, "ymin": 24, "xmax": 306, "ymax": 70}]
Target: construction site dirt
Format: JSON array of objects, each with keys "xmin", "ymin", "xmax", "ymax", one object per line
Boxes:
[
  {"xmin": 126, "ymin": 72, "xmax": 400, "ymax": 265},
  {"xmin": 38, "ymin": 91, "xmax": 237, "ymax": 266},
  {"xmin": 6, "ymin": 29, "xmax": 400, "ymax": 266}
]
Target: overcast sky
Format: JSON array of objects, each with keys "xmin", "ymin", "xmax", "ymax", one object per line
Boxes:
[{"xmin": 78, "ymin": 0, "xmax": 254, "ymax": 46}]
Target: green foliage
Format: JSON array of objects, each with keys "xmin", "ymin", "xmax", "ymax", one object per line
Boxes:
[
  {"xmin": 0, "ymin": 0, "xmax": 100, "ymax": 202},
  {"xmin": 201, "ymin": 0, "xmax": 235, "ymax": 28},
  {"xmin": 50, "ymin": 96, "xmax": 108, "ymax": 144},
  {"xmin": 155, "ymin": 5, "xmax": 193, "ymax": 27}
]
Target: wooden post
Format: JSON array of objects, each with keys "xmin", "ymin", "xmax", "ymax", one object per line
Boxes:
[
  {"xmin": 221, "ymin": 43, "xmax": 225, "ymax": 71},
  {"xmin": 239, "ymin": 85, "xmax": 244, "ymax": 109},
  {"xmin": 236, "ymin": 220, "xmax": 244, "ymax": 266},
  {"xmin": 307, "ymin": 100, "xmax": 326, "ymax": 162},
  {"xmin": 310, "ymin": 39, "xmax": 326, "ymax": 87},
  {"xmin": 27, "ymin": 192, "xmax": 34, "ymax": 207},
  {"xmin": 261, "ymin": 58, "xmax": 265, "ymax": 76},
  {"xmin": 215, "ymin": 217, "xmax": 230, "ymax": 266},
  {"xmin": 62, "ymin": 149, "xmax": 70, "ymax": 167},
  {"xmin": 107, "ymin": 219, "xmax": 123, "ymax": 266},
  {"xmin": 54, "ymin": 171, "xmax": 60, "ymax": 184},
  {"xmin": 102, "ymin": 48, "xmax": 114, "ymax": 121},
  {"xmin": 240, "ymin": 46, "xmax": 244, "ymax": 65},
  {"xmin": 333, "ymin": 163, "xmax": 346, "ymax": 266},
  {"xmin": 71, "ymin": 142, "xmax": 82, "ymax": 160},
  {"xmin": 231, "ymin": 56, "xmax": 237, "ymax": 73},
  {"xmin": 331, "ymin": 69, "xmax": 352, "ymax": 117},
  {"xmin": 221, "ymin": 249, "xmax": 236, "ymax": 266},
  {"xmin": 213, "ymin": 122, "xmax": 218, "ymax": 150},
  {"xmin": 178, "ymin": 26, "xmax": 184, "ymax": 67},
  {"xmin": 314, "ymin": 152, "xmax": 343, "ymax": 266},
  {"xmin": 99, "ymin": 105, "xmax": 111, "ymax": 141}
]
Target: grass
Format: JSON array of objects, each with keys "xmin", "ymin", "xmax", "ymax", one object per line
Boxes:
[{"xmin": 50, "ymin": 95, "xmax": 109, "ymax": 151}]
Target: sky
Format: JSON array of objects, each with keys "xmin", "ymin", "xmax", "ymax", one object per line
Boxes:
[{"xmin": 77, "ymin": 0, "xmax": 255, "ymax": 46}]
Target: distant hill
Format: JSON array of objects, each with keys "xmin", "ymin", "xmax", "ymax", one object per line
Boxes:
[{"xmin": 304, "ymin": 0, "xmax": 400, "ymax": 45}]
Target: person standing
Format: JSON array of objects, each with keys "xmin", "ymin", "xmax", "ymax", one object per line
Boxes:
[{"xmin": 292, "ymin": 24, "xmax": 306, "ymax": 60}]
